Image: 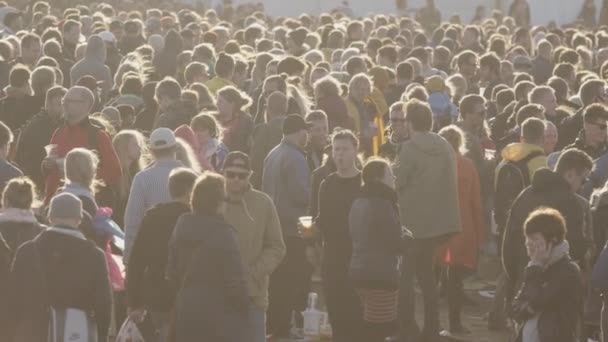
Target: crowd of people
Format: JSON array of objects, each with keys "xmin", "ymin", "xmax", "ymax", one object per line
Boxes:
[{"xmin": 3, "ymin": 0, "xmax": 608, "ymax": 341}]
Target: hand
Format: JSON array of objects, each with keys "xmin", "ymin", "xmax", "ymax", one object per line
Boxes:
[
  {"xmin": 298, "ymin": 222, "xmax": 318, "ymax": 240},
  {"xmin": 42, "ymin": 157, "xmax": 58, "ymax": 171},
  {"xmin": 128, "ymin": 308, "xmax": 146, "ymax": 323},
  {"xmin": 530, "ymin": 240, "xmax": 552, "ymax": 266}
]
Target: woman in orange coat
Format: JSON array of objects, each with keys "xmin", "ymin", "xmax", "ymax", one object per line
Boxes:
[{"xmin": 437, "ymin": 125, "xmax": 485, "ymax": 335}]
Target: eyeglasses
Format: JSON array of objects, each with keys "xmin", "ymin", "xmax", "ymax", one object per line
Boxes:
[{"xmin": 225, "ymin": 171, "xmax": 250, "ymax": 180}]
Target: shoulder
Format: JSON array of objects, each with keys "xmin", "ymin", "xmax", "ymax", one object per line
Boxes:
[{"xmin": 247, "ymin": 189, "xmax": 273, "ymax": 205}]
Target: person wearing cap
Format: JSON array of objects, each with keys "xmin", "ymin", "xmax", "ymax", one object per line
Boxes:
[
  {"xmin": 262, "ymin": 114, "xmax": 312, "ymax": 339},
  {"xmin": 43, "ymin": 86, "xmax": 122, "ymax": 205},
  {"xmin": 124, "ymin": 127, "xmax": 183, "ymax": 261},
  {"xmin": 70, "ymin": 34, "xmax": 113, "ymax": 98},
  {"xmin": 6, "ymin": 192, "xmax": 112, "ymax": 342},
  {"xmin": 221, "ymin": 151, "xmax": 286, "ymax": 342},
  {"xmin": 126, "ymin": 168, "xmax": 198, "ymax": 340}
]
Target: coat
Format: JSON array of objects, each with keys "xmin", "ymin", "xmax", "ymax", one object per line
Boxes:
[
  {"xmin": 0, "ymin": 208, "xmax": 44, "ymax": 258},
  {"xmin": 394, "ymin": 132, "xmax": 461, "ymax": 239},
  {"xmin": 220, "ymin": 111, "xmax": 254, "ymax": 154},
  {"xmin": 316, "ymin": 94, "xmax": 355, "ymax": 131},
  {"xmin": 437, "ymin": 155, "xmax": 485, "ymax": 269},
  {"xmin": 70, "ymin": 35, "xmax": 113, "ymax": 95},
  {"xmin": 250, "ymin": 116, "xmax": 285, "ymax": 189},
  {"xmin": 167, "ymin": 213, "xmax": 250, "ymax": 342},
  {"xmin": 155, "ymin": 100, "xmax": 198, "ymax": 131},
  {"xmin": 0, "ymin": 91, "xmax": 45, "ymax": 132}
]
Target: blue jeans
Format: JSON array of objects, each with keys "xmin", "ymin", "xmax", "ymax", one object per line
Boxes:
[{"xmin": 250, "ymin": 305, "xmax": 266, "ymax": 342}]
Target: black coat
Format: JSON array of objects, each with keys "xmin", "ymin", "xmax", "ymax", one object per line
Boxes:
[
  {"xmin": 0, "ymin": 93, "xmax": 45, "ymax": 131},
  {"xmin": 167, "ymin": 213, "xmax": 250, "ymax": 342},
  {"xmin": 558, "ymin": 108, "xmax": 584, "ymax": 151},
  {"xmin": 126, "ymin": 201, "xmax": 190, "ymax": 312},
  {"xmin": 564, "ymin": 130, "xmax": 608, "ymax": 160},
  {"xmin": 0, "ymin": 220, "xmax": 44, "ymax": 258}
]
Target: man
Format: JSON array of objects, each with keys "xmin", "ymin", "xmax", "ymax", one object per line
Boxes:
[
  {"xmin": 415, "ymin": 0, "xmax": 441, "ymax": 33},
  {"xmin": 529, "ymin": 86, "xmax": 563, "ymax": 128},
  {"xmin": 305, "ymin": 110, "xmax": 329, "ymax": 171},
  {"xmin": 386, "ymin": 62, "xmax": 414, "ymax": 106},
  {"xmin": 393, "ymin": 99, "xmax": 461, "ymax": 341},
  {"xmin": 0, "ymin": 121, "xmax": 21, "ymax": 193},
  {"xmin": 184, "ymin": 62, "xmax": 209, "ymax": 87},
  {"xmin": 118, "ymin": 20, "xmax": 145, "ymax": 55},
  {"xmin": 206, "ymin": 52, "xmax": 236, "ymax": 95},
  {"xmin": 7, "ymin": 193, "xmax": 112, "ymax": 341},
  {"xmin": 559, "ymin": 79, "xmax": 607, "ymax": 149},
  {"xmin": 512, "ymin": 208, "xmax": 583, "ymax": 342},
  {"xmin": 222, "ymin": 152, "xmax": 286, "ymax": 342},
  {"xmin": 491, "ymin": 81, "xmax": 535, "ymax": 144},
  {"xmin": 262, "ymin": 114, "xmax": 311, "ymax": 339},
  {"xmin": 1, "ymin": 11, "xmax": 22, "ymax": 38},
  {"xmin": 19, "ymin": 66, "xmax": 56, "ymax": 130},
  {"xmin": 124, "ymin": 127, "xmax": 182, "ymax": 261},
  {"xmin": 62, "ymin": 20, "xmax": 81, "ymax": 61},
  {"xmin": 377, "ymin": 45, "xmax": 398, "ymax": 69},
  {"xmin": 43, "ymin": 86, "xmax": 121, "ymax": 204},
  {"xmin": 70, "ymin": 34, "xmax": 113, "ymax": 97},
  {"xmin": 251, "ymin": 91, "xmax": 288, "ymax": 189},
  {"xmin": 408, "ymin": 47, "xmax": 447, "ymax": 79},
  {"xmin": 126, "ymin": 168, "xmax": 197, "ymax": 341},
  {"xmin": 564, "ymin": 103, "xmax": 608, "ymax": 160},
  {"xmin": 503, "ymin": 148, "xmax": 593, "ymax": 311},
  {"xmin": 544, "ymin": 120, "xmax": 559, "ymax": 156},
  {"xmin": 456, "ymin": 50, "xmax": 480, "ymax": 96},
  {"xmin": 532, "ymin": 40, "xmax": 554, "ymax": 85},
  {"xmin": 380, "ymin": 102, "xmax": 408, "ymax": 161},
  {"xmin": 154, "ymin": 77, "xmax": 197, "ymax": 130},
  {"xmin": 15, "ymin": 86, "xmax": 66, "ymax": 189},
  {"xmin": 479, "ymin": 52, "xmax": 503, "ymax": 101},
  {"xmin": 496, "ymin": 103, "xmax": 546, "ymax": 154},
  {"xmin": 14, "ymin": 33, "xmax": 41, "ymax": 68},
  {"xmin": 0, "ymin": 65, "xmax": 31, "ymax": 131}
]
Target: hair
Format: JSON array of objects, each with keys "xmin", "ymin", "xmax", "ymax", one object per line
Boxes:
[
  {"xmin": 185, "ymin": 62, "xmax": 207, "ymax": 84},
  {"xmin": 528, "ymin": 86, "xmax": 554, "ymax": 105},
  {"xmin": 190, "ymin": 172, "xmax": 225, "ymax": 216},
  {"xmin": 217, "ymin": 86, "xmax": 252, "ymax": 112},
  {"xmin": 2, "ymin": 177, "xmax": 37, "ymax": 209},
  {"xmin": 155, "ymin": 77, "xmax": 182, "ymax": 101},
  {"xmin": 266, "ymin": 91, "xmax": 288, "ymax": 121},
  {"xmin": 439, "ymin": 125, "xmax": 466, "ymax": 155},
  {"xmin": 521, "ymin": 117, "xmax": 546, "ymax": 145},
  {"xmin": 331, "ymin": 129, "xmax": 359, "ymax": 149},
  {"xmin": 555, "ymin": 148, "xmax": 594, "ymax": 176},
  {"xmin": 214, "ymin": 52, "xmax": 235, "ymax": 78},
  {"xmin": 524, "ymin": 207, "xmax": 567, "ymax": 243},
  {"xmin": 496, "ymin": 89, "xmax": 515, "ymax": 108},
  {"xmin": 169, "ymin": 167, "xmax": 198, "ymax": 199},
  {"xmin": 514, "ymin": 81, "xmax": 535, "ymax": 101},
  {"xmin": 112, "ymin": 130, "xmax": 148, "ymax": 199},
  {"xmin": 305, "ymin": 110, "xmax": 328, "ymax": 123},
  {"xmin": 9, "ymin": 65, "xmax": 30, "ymax": 88},
  {"xmin": 348, "ymin": 74, "xmax": 372, "ymax": 98},
  {"xmin": 361, "ymin": 157, "xmax": 390, "ymax": 186},
  {"xmin": 64, "ymin": 148, "xmax": 100, "ymax": 193},
  {"xmin": 547, "ymin": 76, "xmax": 569, "ymax": 101},
  {"xmin": 175, "ymin": 138, "xmax": 202, "ymax": 174},
  {"xmin": 120, "ymin": 75, "xmax": 143, "ymax": 96},
  {"xmin": 583, "ymin": 103, "xmax": 608, "ymax": 124},
  {"xmin": 580, "ymin": 79, "xmax": 606, "ymax": 106},
  {"xmin": 0, "ymin": 120, "xmax": 12, "ymax": 149},
  {"xmin": 480, "ymin": 52, "xmax": 501, "ymax": 75},
  {"xmin": 314, "ymin": 75, "xmax": 342, "ymax": 99},
  {"xmin": 459, "ymin": 94, "xmax": 485, "ymax": 119},
  {"xmin": 405, "ymin": 99, "xmax": 433, "ymax": 132},
  {"xmin": 516, "ymin": 104, "xmax": 545, "ymax": 127},
  {"xmin": 396, "ymin": 61, "xmax": 414, "ymax": 80},
  {"xmin": 21, "ymin": 33, "xmax": 41, "ymax": 51},
  {"xmin": 45, "ymin": 85, "xmax": 67, "ymax": 106},
  {"xmin": 189, "ymin": 83, "xmax": 215, "ymax": 109}
]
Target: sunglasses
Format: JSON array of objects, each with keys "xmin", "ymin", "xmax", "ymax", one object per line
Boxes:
[{"xmin": 225, "ymin": 171, "xmax": 250, "ymax": 180}]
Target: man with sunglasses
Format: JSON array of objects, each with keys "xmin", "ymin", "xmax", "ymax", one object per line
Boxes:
[
  {"xmin": 222, "ymin": 151, "xmax": 286, "ymax": 342},
  {"xmin": 379, "ymin": 102, "xmax": 408, "ymax": 161},
  {"xmin": 564, "ymin": 103, "xmax": 608, "ymax": 160}
]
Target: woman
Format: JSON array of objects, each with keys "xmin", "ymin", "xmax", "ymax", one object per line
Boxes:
[
  {"xmin": 314, "ymin": 75, "xmax": 355, "ymax": 131},
  {"xmin": 0, "ymin": 177, "xmax": 44, "ymax": 257},
  {"xmin": 175, "ymin": 138, "xmax": 202, "ymax": 174},
  {"xmin": 167, "ymin": 172, "xmax": 250, "ymax": 342},
  {"xmin": 112, "ymin": 130, "xmax": 147, "ymax": 226},
  {"xmin": 315, "ymin": 129, "xmax": 364, "ymax": 342},
  {"xmin": 345, "ymin": 74, "xmax": 377, "ymax": 155},
  {"xmin": 61, "ymin": 148, "xmax": 101, "ymax": 218},
  {"xmin": 436, "ymin": 126, "xmax": 485, "ymax": 334},
  {"xmin": 134, "ymin": 81, "xmax": 159, "ymax": 134},
  {"xmin": 349, "ymin": 158, "xmax": 404, "ymax": 342},
  {"xmin": 508, "ymin": 0, "xmax": 531, "ymax": 28},
  {"xmin": 253, "ymin": 74, "xmax": 288, "ymax": 124},
  {"xmin": 175, "ymin": 114, "xmax": 228, "ymax": 172},
  {"xmin": 215, "ymin": 86, "xmax": 254, "ymax": 154}
]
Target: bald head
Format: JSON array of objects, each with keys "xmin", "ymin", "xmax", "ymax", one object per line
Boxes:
[{"xmin": 63, "ymin": 86, "xmax": 95, "ymax": 125}]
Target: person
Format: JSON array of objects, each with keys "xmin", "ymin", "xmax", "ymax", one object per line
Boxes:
[
  {"xmin": 345, "ymin": 74, "xmax": 376, "ymax": 155},
  {"xmin": 416, "ymin": 0, "xmax": 441, "ymax": 33},
  {"xmin": 314, "ymin": 75, "xmax": 355, "ymax": 131},
  {"xmin": 70, "ymin": 34, "xmax": 113, "ymax": 97},
  {"xmin": 263, "ymin": 114, "xmax": 311, "ymax": 339},
  {"xmin": 216, "ymin": 86, "xmax": 254, "ymax": 153},
  {"xmin": 503, "ymin": 149, "xmax": 593, "ymax": 313},
  {"xmin": 14, "ymin": 34, "xmax": 42, "ymax": 68},
  {"xmin": 167, "ymin": 172, "xmax": 250, "ymax": 342},
  {"xmin": 437, "ymin": 125, "xmax": 485, "ymax": 334},
  {"xmin": 0, "ymin": 65, "xmax": 33, "ymax": 132},
  {"xmin": 190, "ymin": 113, "xmax": 229, "ymax": 171},
  {"xmin": 579, "ymin": 0, "xmax": 597, "ymax": 28},
  {"xmin": 532, "ymin": 40, "xmax": 554, "ymax": 86},
  {"xmin": 15, "ymin": 86, "xmax": 66, "ymax": 190},
  {"xmin": 0, "ymin": 121, "xmax": 22, "ymax": 193},
  {"xmin": 511, "ymin": 208, "xmax": 583, "ymax": 342},
  {"xmin": 206, "ymin": 52, "xmax": 236, "ymax": 95},
  {"xmin": 544, "ymin": 121, "xmax": 559, "ymax": 156},
  {"xmin": 62, "ymin": 19, "xmax": 81, "ymax": 61},
  {"xmin": 43, "ymin": 86, "xmax": 122, "ymax": 205},
  {"xmin": 349, "ymin": 157, "xmax": 404, "ymax": 342},
  {"xmin": 222, "ymin": 152, "xmax": 286, "ymax": 342},
  {"xmin": 393, "ymin": 99, "xmax": 461, "ymax": 342},
  {"xmin": 305, "ymin": 110, "xmax": 329, "ymax": 171},
  {"xmin": 479, "ymin": 52, "xmax": 503, "ymax": 101},
  {"xmin": 0, "ymin": 177, "xmax": 44, "ymax": 257},
  {"xmin": 124, "ymin": 127, "xmax": 182, "ymax": 261},
  {"xmin": 311, "ymin": 129, "xmax": 365, "ymax": 342},
  {"xmin": 564, "ymin": 104, "xmax": 608, "ymax": 160},
  {"xmin": 133, "ymin": 81, "xmax": 159, "ymax": 134},
  {"xmin": 60, "ymin": 148, "xmax": 101, "ymax": 218},
  {"xmin": 153, "ymin": 29, "xmax": 184, "ymax": 79},
  {"xmin": 154, "ymin": 77, "xmax": 198, "ymax": 130},
  {"xmin": 379, "ymin": 102, "xmax": 408, "ymax": 162},
  {"xmin": 7, "ymin": 193, "xmax": 112, "ymax": 341},
  {"xmin": 126, "ymin": 168, "xmax": 198, "ymax": 341},
  {"xmin": 112, "ymin": 130, "xmax": 147, "ymax": 227}
]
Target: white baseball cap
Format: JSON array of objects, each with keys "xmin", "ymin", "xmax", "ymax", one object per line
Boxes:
[
  {"xmin": 98, "ymin": 31, "xmax": 116, "ymax": 44},
  {"xmin": 149, "ymin": 128, "xmax": 177, "ymax": 150}
]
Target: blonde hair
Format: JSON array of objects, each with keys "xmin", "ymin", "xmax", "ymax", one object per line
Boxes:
[
  {"xmin": 64, "ymin": 148, "xmax": 101, "ymax": 193},
  {"xmin": 2, "ymin": 177, "xmax": 38, "ymax": 209},
  {"xmin": 113, "ymin": 130, "xmax": 149, "ymax": 199},
  {"xmin": 439, "ymin": 125, "xmax": 467, "ymax": 155},
  {"xmin": 175, "ymin": 138, "xmax": 202, "ymax": 174}
]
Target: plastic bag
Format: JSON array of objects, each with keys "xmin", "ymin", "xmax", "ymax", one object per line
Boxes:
[{"xmin": 115, "ymin": 316, "xmax": 145, "ymax": 342}]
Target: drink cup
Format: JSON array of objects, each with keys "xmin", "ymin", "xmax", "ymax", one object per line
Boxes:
[
  {"xmin": 299, "ymin": 216, "xmax": 313, "ymax": 229},
  {"xmin": 44, "ymin": 144, "xmax": 58, "ymax": 157}
]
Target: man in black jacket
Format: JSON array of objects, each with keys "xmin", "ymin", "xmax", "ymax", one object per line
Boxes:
[
  {"xmin": 503, "ymin": 149, "xmax": 593, "ymax": 304},
  {"xmin": 126, "ymin": 168, "xmax": 197, "ymax": 339},
  {"xmin": 512, "ymin": 207, "xmax": 582, "ymax": 342},
  {"xmin": 564, "ymin": 103, "xmax": 608, "ymax": 160}
]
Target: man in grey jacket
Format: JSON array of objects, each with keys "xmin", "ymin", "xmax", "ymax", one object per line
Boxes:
[
  {"xmin": 262, "ymin": 114, "xmax": 311, "ymax": 339},
  {"xmin": 392, "ymin": 99, "xmax": 461, "ymax": 342}
]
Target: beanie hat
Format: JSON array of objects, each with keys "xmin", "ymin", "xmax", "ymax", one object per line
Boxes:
[{"xmin": 49, "ymin": 193, "xmax": 83, "ymax": 221}]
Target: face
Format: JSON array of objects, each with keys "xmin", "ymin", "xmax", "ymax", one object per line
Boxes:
[
  {"xmin": 111, "ymin": 28, "xmax": 124, "ymax": 42},
  {"xmin": 584, "ymin": 117, "xmax": 608, "ymax": 147},
  {"xmin": 224, "ymin": 167, "xmax": 252, "ymax": 195},
  {"xmin": 479, "ymin": 65, "xmax": 491, "ymax": 83},
  {"xmin": 461, "ymin": 57, "xmax": 478, "ymax": 79},
  {"xmin": 564, "ymin": 168, "xmax": 591, "ymax": 193},
  {"xmin": 544, "ymin": 125, "xmax": 558, "ymax": 154},
  {"xmin": 463, "ymin": 30, "xmax": 477, "ymax": 46},
  {"xmin": 382, "ymin": 166, "xmax": 396, "ymax": 189},
  {"xmin": 332, "ymin": 138, "xmax": 357, "ymax": 171},
  {"xmin": 216, "ymin": 95, "xmax": 235, "ymax": 117},
  {"xmin": 540, "ymin": 92, "xmax": 558, "ymax": 116},
  {"xmin": 295, "ymin": 130, "xmax": 309, "ymax": 149},
  {"xmin": 308, "ymin": 118, "xmax": 329, "ymax": 149},
  {"xmin": 46, "ymin": 95, "xmax": 63, "ymax": 119},
  {"xmin": 351, "ymin": 81, "xmax": 371, "ymax": 101},
  {"xmin": 389, "ymin": 109, "xmax": 408, "ymax": 138},
  {"xmin": 464, "ymin": 102, "xmax": 486, "ymax": 130},
  {"xmin": 525, "ymin": 232, "xmax": 548, "ymax": 258},
  {"xmin": 127, "ymin": 137, "xmax": 141, "ymax": 161},
  {"xmin": 62, "ymin": 94, "xmax": 91, "ymax": 125},
  {"xmin": 65, "ymin": 25, "xmax": 81, "ymax": 44}
]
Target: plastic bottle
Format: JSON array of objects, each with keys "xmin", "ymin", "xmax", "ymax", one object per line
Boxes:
[{"xmin": 302, "ymin": 292, "xmax": 323, "ymax": 341}]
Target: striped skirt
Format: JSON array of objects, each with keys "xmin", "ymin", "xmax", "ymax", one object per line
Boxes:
[{"xmin": 356, "ymin": 289, "xmax": 399, "ymax": 323}]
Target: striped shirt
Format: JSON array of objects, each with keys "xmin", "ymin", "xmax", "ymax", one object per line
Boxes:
[{"xmin": 124, "ymin": 159, "xmax": 183, "ymax": 261}]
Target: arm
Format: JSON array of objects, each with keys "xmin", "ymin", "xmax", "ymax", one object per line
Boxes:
[
  {"xmin": 97, "ymin": 130, "xmax": 122, "ymax": 186},
  {"xmin": 165, "ymin": 218, "xmax": 181, "ymax": 286},
  {"xmin": 125, "ymin": 213, "xmax": 153, "ymax": 309},
  {"xmin": 285, "ymin": 155, "xmax": 311, "ymax": 208},
  {"xmin": 92, "ymin": 247, "xmax": 112, "ymax": 342},
  {"xmin": 393, "ymin": 145, "xmax": 413, "ymax": 192},
  {"xmin": 376, "ymin": 200, "xmax": 405, "ymax": 254},
  {"xmin": 249, "ymin": 198, "xmax": 286, "ymax": 278},
  {"xmin": 123, "ymin": 175, "xmax": 145, "ymax": 262},
  {"xmin": 470, "ymin": 165, "xmax": 486, "ymax": 246},
  {"xmin": 219, "ymin": 229, "xmax": 249, "ymax": 312}
]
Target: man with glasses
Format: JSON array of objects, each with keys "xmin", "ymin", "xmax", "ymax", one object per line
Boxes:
[
  {"xmin": 565, "ymin": 103, "xmax": 608, "ymax": 160},
  {"xmin": 43, "ymin": 86, "xmax": 121, "ymax": 204},
  {"xmin": 380, "ymin": 102, "xmax": 409, "ymax": 161},
  {"xmin": 222, "ymin": 151, "xmax": 286, "ymax": 342}
]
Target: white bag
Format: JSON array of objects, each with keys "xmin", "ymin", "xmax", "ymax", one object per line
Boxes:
[
  {"xmin": 48, "ymin": 307, "xmax": 98, "ymax": 342},
  {"xmin": 115, "ymin": 317, "xmax": 145, "ymax": 342}
]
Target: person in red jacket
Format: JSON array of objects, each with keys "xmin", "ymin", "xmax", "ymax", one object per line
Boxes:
[{"xmin": 43, "ymin": 86, "xmax": 122, "ymax": 204}]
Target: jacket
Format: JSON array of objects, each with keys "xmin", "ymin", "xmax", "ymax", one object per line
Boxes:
[
  {"xmin": 558, "ymin": 108, "xmax": 584, "ymax": 151},
  {"xmin": 126, "ymin": 201, "xmax": 190, "ymax": 312},
  {"xmin": 394, "ymin": 132, "xmax": 461, "ymax": 239},
  {"xmin": 262, "ymin": 140, "xmax": 311, "ymax": 237},
  {"xmin": 44, "ymin": 119, "xmax": 122, "ymax": 204},
  {"xmin": 206, "ymin": 77, "xmax": 235, "ymax": 95},
  {"xmin": 250, "ymin": 117, "xmax": 285, "ymax": 189},
  {"xmin": 7, "ymin": 227, "xmax": 112, "ymax": 342},
  {"xmin": 155, "ymin": 100, "xmax": 198, "ymax": 131},
  {"xmin": 565, "ymin": 130, "xmax": 608, "ymax": 160},
  {"xmin": 349, "ymin": 183, "xmax": 403, "ymax": 290},
  {"xmin": 153, "ymin": 30, "xmax": 182, "ymax": 79},
  {"xmin": 532, "ymin": 56, "xmax": 553, "ymax": 85},
  {"xmin": 513, "ymin": 244, "xmax": 582, "ymax": 342},
  {"xmin": 167, "ymin": 213, "xmax": 250, "ymax": 342},
  {"xmin": 133, "ymin": 104, "xmax": 158, "ymax": 134},
  {"xmin": 221, "ymin": 111, "xmax": 254, "ymax": 154},
  {"xmin": 316, "ymin": 94, "xmax": 355, "ymax": 131},
  {"xmin": 0, "ymin": 208, "xmax": 43, "ymax": 258},
  {"xmin": 224, "ymin": 188, "xmax": 286, "ymax": 309},
  {"xmin": 0, "ymin": 91, "xmax": 45, "ymax": 131},
  {"xmin": 70, "ymin": 35, "xmax": 113, "ymax": 95},
  {"xmin": 437, "ymin": 155, "xmax": 485, "ymax": 269},
  {"xmin": 503, "ymin": 168, "xmax": 590, "ymax": 293},
  {"xmin": 0, "ymin": 158, "xmax": 22, "ymax": 193}
]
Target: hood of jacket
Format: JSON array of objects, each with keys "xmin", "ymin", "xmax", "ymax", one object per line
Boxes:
[
  {"xmin": 531, "ymin": 168, "xmax": 571, "ymax": 193},
  {"xmin": 85, "ymin": 34, "xmax": 107, "ymax": 63},
  {"xmin": 409, "ymin": 132, "xmax": 450, "ymax": 156},
  {"xmin": 501, "ymin": 142, "xmax": 544, "ymax": 163}
]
